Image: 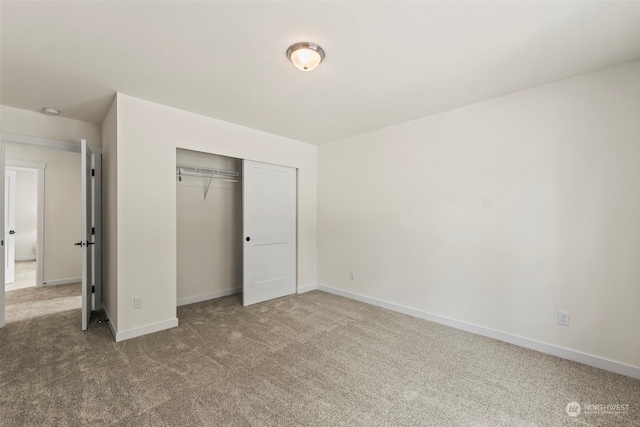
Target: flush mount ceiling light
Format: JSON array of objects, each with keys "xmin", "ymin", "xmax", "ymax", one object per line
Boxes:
[
  {"xmin": 286, "ymin": 42, "xmax": 325, "ymax": 71},
  {"xmin": 42, "ymin": 107, "xmax": 60, "ymax": 116}
]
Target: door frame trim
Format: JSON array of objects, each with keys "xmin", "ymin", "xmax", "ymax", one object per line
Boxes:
[{"xmin": 6, "ymin": 160, "xmax": 46, "ymax": 287}]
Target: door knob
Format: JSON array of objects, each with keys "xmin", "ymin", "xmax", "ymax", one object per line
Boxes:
[
  {"xmin": 246, "ymin": 237, "xmax": 251, "ymax": 241},
  {"xmin": 74, "ymin": 242, "xmax": 84, "ymax": 246},
  {"xmin": 9, "ymin": 230, "xmax": 16, "ymax": 235}
]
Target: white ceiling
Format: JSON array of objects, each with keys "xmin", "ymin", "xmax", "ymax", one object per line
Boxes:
[{"xmin": 1, "ymin": 1, "xmax": 639, "ymax": 145}]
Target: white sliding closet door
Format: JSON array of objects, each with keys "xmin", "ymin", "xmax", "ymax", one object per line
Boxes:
[{"xmin": 242, "ymin": 160, "xmax": 296, "ymax": 306}]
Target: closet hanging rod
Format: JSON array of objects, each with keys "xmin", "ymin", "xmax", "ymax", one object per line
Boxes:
[
  {"xmin": 176, "ymin": 166, "xmax": 240, "ymax": 178},
  {"xmin": 177, "ymin": 173, "xmax": 238, "ymax": 183}
]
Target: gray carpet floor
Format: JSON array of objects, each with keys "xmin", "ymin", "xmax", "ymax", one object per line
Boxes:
[
  {"xmin": 1, "ymin": 285, "xmax": 638, "ymax": 426},
  {"xmin": 4, "ymin": 260, "xmax": 37, "ymax": 292}
]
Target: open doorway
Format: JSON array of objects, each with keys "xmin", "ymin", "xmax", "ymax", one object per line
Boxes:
[
  {"xmin": 4, "ymin": 161, "xmax": 44, "ymax": 292},
  {"xmin": 0, "ymin": 136, "xmax": 101, "ymax": 330}
]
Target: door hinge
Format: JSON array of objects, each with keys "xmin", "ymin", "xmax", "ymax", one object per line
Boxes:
[
  {"xmin": 91, "ymin": 227, "xmax": 95, "ymax": 235},
  {"xmin": 91, "ymin": 285, "xmax": 95, "ymax": 293},
  {"xmin": 91, "ymin": 168, "xmax": 95, "ymax": 177}
]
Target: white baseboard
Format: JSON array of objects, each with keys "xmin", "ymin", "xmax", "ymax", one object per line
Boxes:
[
  {"xmin": 177, "ymin": 287, "xmax": 242, "ymax": 307},
  {"xmin": 102, "ymin": 304, "xmax": 117, "ymax": 341},
  {"xmin": 15, "ymin": 256, "xmax": 36, "ymax": 262},
  {"xmin": 43, "ymin": 277, "xmax": 81, "ymax": 287},
  {"xmin": 114, "ymin": 317, "xmax": 179, "ymax": 342},
  {"xmin": 317, "ymin": 284, "xmax": 640, "ymax": 380},
  {"xmin": 297, "ymin": 283, "xmax": 317, "ymax": 294}
]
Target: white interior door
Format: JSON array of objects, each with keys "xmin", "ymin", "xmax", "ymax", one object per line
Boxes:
[
  {"xmin": 1, "ymin": 140, "xmax": 4, "ymax": 328},
  {"xmin": 242, "ymin": 160, "xmax": 296, "ymax": 306},
  {"xmin": 81, "ymin": 140, "xmax": 93, "ymax": 330},
  {"xmin": 4, "ymin": 170, "xmax": 16, "ymax": 285},
  {"xmin": 92, "ymin": 153, "xmax": 102, "ymax": 311}
]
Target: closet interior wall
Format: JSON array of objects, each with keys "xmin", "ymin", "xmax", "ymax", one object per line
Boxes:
[{"xmin": 176, "ymin": 148, "xmax": 242, "ymax": 306}]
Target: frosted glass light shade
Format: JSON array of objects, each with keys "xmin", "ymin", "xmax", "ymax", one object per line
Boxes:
[{"xmin": 286, "ymin": 42, "xmax": 325, "ymax": 71}]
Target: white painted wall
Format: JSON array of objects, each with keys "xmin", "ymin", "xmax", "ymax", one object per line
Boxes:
[
  {"xmin": 5, "ymin": 145, "xmax": 83, "ymax": 282},
  {"xmin": 114, "ymin": 93, "xmax": 317, "ymax": 336},
  {"xmin": 1, "ymin": 105, "xmax": 102, "ymax": 146},
  {"xmin": 318, "ymin": 61, "xmax": 640, "ymax": 369},
  {"xmin": 176, "ymin": 149, "xmax": 242, "ymax": 304},
  {"xmin": 101, "ymin": 98, "xmax": 118, "ymax": 330},
  {"xmin": 11, "ymin": 168, "xmax": 37, "ymax": 260}
]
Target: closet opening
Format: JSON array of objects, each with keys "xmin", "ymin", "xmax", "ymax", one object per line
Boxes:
[{"xmin": 176, "ymin": 149, "xmax": 243, "ymax": 307}]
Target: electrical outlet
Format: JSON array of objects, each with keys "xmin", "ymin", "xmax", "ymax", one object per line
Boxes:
[
  {"xmin": 349, "ymin": 272, "xmax": 355, "ymax": 281},
  {"xmin": 134, "ymin": 296, "xmax": 143, "ymax": 309},
  {"xmin": 558, "ymin": 311, "xmax": 570, "ymax": 326}
]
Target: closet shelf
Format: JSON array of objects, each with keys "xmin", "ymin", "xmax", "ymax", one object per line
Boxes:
[{"xmin": 176, "ymin": 166, "xmax": 240, "ymax": 200}]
